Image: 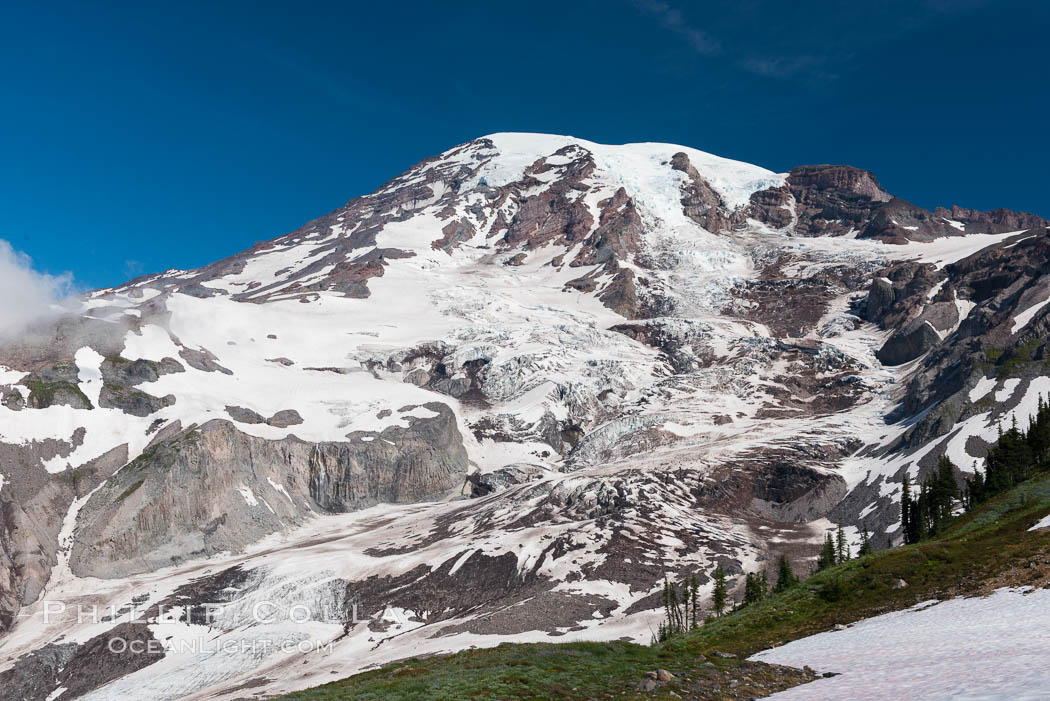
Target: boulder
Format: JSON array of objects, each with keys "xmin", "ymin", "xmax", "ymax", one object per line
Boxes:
[
  {"xmin": 225, "ymin": 405, "xmax": 266, "ymax": 424},
  {"xmin": 876, "ymin": 319, "xmax": 940, "ymax": 366},
  {"xmin": 865, "ymin": 278, "xmax": 896, "ymax": 322},
  {"xmin": 267, "ymin": 409, "xmax": 304, "ymax": 427}
]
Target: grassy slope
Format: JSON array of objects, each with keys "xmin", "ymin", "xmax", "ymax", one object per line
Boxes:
[
  {"xmin": 279, "ymin": 474, "xmax": 1050, "ymax": 700},
  {"xmin": 277, "ymin": 641, "xmax": 815, "ymax": 701}
]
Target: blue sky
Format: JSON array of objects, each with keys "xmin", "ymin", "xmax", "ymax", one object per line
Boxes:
[{"xmin": 1, "ymin": 0, "xmax": 1047, "ymax": 290}]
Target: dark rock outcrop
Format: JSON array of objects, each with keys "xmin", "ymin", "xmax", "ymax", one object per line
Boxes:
[
  {"xmin": 98, "ymin": 384, "xmax": 175, "ymax": 416},
  {"xmin": 100, "ymin": 355, "xmax": 184, "ymax": 386},
  {"xmin": 933, "ymin": 205, "xmax": 1050, "ymax": 233},
  {"xmin": 267, "ymin": 409, "xmax": 304, "ymax": 427},
  {"xmin": 23, "ymin": 364, "xmax": 92, "ymax": 410},
  {"xmin": 0, "ymin": 444, "xmax": 129, "ymax": 634},
  {"xmin": 671, "ymin": 152, "xmax": 745, "ymax": 232},
  {"xmin": 226, "ymin": 405, "xmax": 266, "ymax": 424},
  {"xmin": 862, "ymin": 262, "xmax": 941, "ymax": 329},
  {"xmin": 311, "ymin": 403, "xmax": 468, "ymax": 510},
  {"xmin": 0, "ymin": 623, "xmax": 163, "ymax": 701},
  {"xmin": 570, "ymin": 188, "xmax": 644, "ymax": 267},
  {"xmin": 877, "ymin": 319, "xmax": 941, "ymax": 366},
  {"xmin": 467, "ymin": 465, "xmax": 545, "ymax": 497},
  {"xmin": 754, "ymin": 165, "xmax": 892, "ymax": 238},
  {"xmin": 883, "ymin": 229, "xmax": 1050, "ymax": 448},
  {"xmin": 747, "ymin": 163, "xmax": 1045, "ymax": 245}
]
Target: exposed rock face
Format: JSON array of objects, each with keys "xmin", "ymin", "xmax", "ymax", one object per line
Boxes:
[
  {"xmin": 0, "ymin": 315, "xmax": 125, "ymax": 373},
  {"xmin": 0, "ymin": 623, "xmax": 163, "ymax": 701},
  {"xmin": 179, "ymin": 346, "xmax": 232, "ymax": 374},
  {"xmin": 24, "ymin": 364, "xmax": 93, "ymax": 410},
  {"xmin": 866, "ymin": 277, "xmax": 896, "ymax": 321},
  {"xmin": 99, "ymin": 384, "xmax": 174, "ymax": 416},
  {"xmin": 467, "ymin": 464, "xmax": 545, "ymax": 496},
  {"xmin": 745, "ymin": 164, "xmax": 1044, "ymax": 244},
  {"xmin": 100, "ymin": 356, "xmax": 184, "ymax": 385},
  {"xmin": 862, "ymin": 261, "xmax": 941, "ymax": 329},
  {"xmin": 96, "ymin": 355, "xmax": 183, "ymax": 418},
  {"xmin": 345, "ymin": 549, "xmax": 548, "ymax": 627},
  {"xmin": 570, "ymin": 188, "xmax": 644, "ymax": 267},
  {"xmin": 0, "ymin": 443, "xmax": 128, "ymax": 631},
  {"xmin": 498, "ymin": 146, "xmax": 597, "ymax": 250},
  {"xmin": 885, "ymin": 228, "xmax": 1050, "ymax": 448},
  {"xmin": 728, "ymin": 253, "xmax": 875, "ymax": 338},
  {"xmin": 877, "ymin": 319, "xmax": 942, "ymax": 366},
  {"xmin": 433, "ymin": 217, "xmax": 476, "ymax": 252},
  {"xmin": 933, "ymin": 205, "xmax": 1050, "ymax": 233},
  {"xmin": 860, "ymin": 198, "xmax": 962, "ymax": 243},
  {"xmin": 0, "ymin": 499, "xmax": 54, "ymax": 631},
  {"xmin": 268, "ymin": 408, "xmax": 304, "ymax": 427},
  {"xmin": 294, "ymin": 247, "xmax": 416, "ymax": 298},
  {"xmin": 748, "ymin": 186, "xmax": 795, "ymax": 228},
  {"xmin": 788, "ymin": 164, "xmax": 892, "ymax": 203},
  {"xmin": 671, "ymin": 152, "xmax": 746, "ymax": 233},
  {"xmin": 225, "ymin": 404, "xmax": 266, "ymax": 423},
  {"xmin": 750, "ymin": 462, "xmax": 848, "ymax": 523},
  {"xmin": 311, "ymin": 404, "xmax": 468, "ymax": 510},
  {"xmin": 0, "ymin": 642, "xmax": 77, "ymax": 701},
  {"xmin": 752, "ymin": 165, "xmax": 892, "ymax": 238},
  {"xmin": 70, "ymin": 403, "xmax": 466, "ymax": 578}
]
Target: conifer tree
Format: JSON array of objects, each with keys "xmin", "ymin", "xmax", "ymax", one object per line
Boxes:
[
  {"xmin": 773, "ymin": 555, "xmax": 798, "ymax": 593},
  {"xmin": 660, "ymin": 579, "xmax": 670, "ymax": 642},
  {"xmin": 901, "ymin": 474, "xmax": 913, "ymax": 544},
  {"xmin": 743, "ymin": 572, "xmax": 760, "ymax": 606},
  {"xmin": 835, "ymin": 525, "xmax": 851, "ymax": 564},
  {"xmin": 916, "ymin": 483, "xmax": 929, "ymax": 541},
  {"xmin": 690, "ymin": 573, "xmax": 700, "ymax": 629},
  {"xmin": 662, "ymin": 576, "xmax": 691, "ymax": 639},
  {"xmin": 966, "ymin": 460, "xmax": 986, "ymax": 510},
  {"xmin": 680, "ymin": 576, "xmax": 689, "ymax": 629},
  {"xmin": 712, "ymin": 564, "xmax": 727, "ymax": 617},
  {"xmin": 858, "ymin": 523, "xmax": 873, "ymax": 556},
  {"xmin": 817, "ymin": 531, "xmax": 837, "ymax": 570},
  {"xmin": 1027, "ymin": 394, "xmax": 1050, "ymax": 462},
  {"xmin": 962, "ymin": 396, "xmax": 1050, "ymax": 512}
]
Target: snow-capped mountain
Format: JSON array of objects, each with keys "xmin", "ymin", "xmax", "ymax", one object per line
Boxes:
[{"xmin": 1, "ymin": 133, "xmax": 1048, "ymax": 699}]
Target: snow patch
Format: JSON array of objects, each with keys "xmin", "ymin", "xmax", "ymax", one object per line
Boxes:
[
  {"xmin": 1028, "ymin": 514, "xmax": 1050, "ymax": 532},
  {"xmin": 267, "ymin": 477, "xmax": 295, "ymax": 505},
  {"xmin": 75, "ymin": 346, "xmax": 105, "ymax": 407},
  {"xmin": 1012, "ymin": 296, "xmax": 1050, "ymax": 334},
  {"xmin": 754, "ymin": 587, "xmax": 1050, "ymax": 701},
  {"xmin": 969, "ymin": 376, "xmax": 996, "ymax": 402},
  {"xmin": 236, "ymin": 484, "xmax": 259, "ymax": 507},
  {"xmin": 995, "ymin": 378, "xmax": 1021, "ymax": 403}
]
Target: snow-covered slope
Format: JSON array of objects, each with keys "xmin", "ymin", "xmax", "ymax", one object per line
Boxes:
[
  {"xmin": 1, "ymin": 133, "xmax": 1048, "ymax": 699},
  {"xmin": 754, "ymin": 587, "xmax": 1050, "ymax": 701}
]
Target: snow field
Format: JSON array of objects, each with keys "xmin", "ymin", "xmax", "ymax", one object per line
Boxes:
[{"xmin": 754, "ymin": 587, "xmax": 1050, "ymax": 701}]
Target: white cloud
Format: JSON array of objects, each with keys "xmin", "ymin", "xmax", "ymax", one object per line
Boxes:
[
  {"xmin": 630, "ymin": 0, "xmax": 722, "ymax": 56},
  {"xmin": 0, "ymin": 240, "xmax": 76, "ymax": 337}
]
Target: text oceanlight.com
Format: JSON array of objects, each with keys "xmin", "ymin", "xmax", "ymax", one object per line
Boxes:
[{"xmin": 106, "ymin": 637, "xmax": 334, "ymax": 655}]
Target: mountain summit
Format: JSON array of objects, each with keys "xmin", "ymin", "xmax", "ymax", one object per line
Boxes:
[{"xmin": 1, "ymin": 133, "xmax": 1048, "ymax": 699}]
